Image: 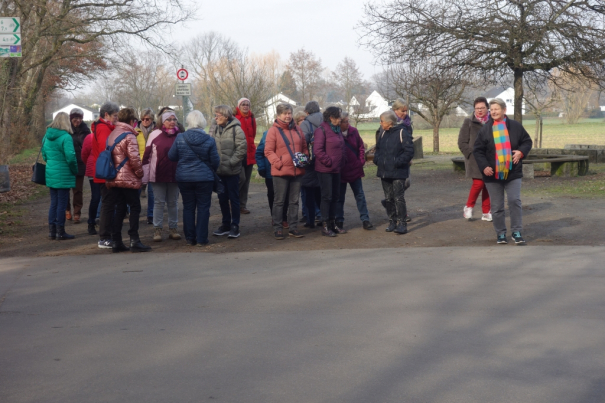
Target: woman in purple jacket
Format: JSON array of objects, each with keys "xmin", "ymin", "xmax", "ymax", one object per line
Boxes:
[
  {"xmin": 335, "ymin": 112, "xmax": 373, "ymax": 231},
  {"xmin": 313, "ymin": 106, "xmax": 346, "ymax": 237}
]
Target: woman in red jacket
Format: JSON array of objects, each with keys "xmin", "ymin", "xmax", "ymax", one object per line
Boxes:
[
  {"xmin": 234, "ymin": 98, "xmax": 257, "ymax": 214},
  {"xmin": 264, "ymin": 103, "xmax": 308, "ymax": 240}
]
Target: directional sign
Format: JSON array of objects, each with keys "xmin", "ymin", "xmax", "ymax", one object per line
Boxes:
[
  {"xmin": 0, "ymin": 46, "xmax": 21, "ymax": 58},
  {"xmin": 176, "ymin": 68, "xmax": 188, "ymax": 81},
  {"xmin": 0, "ymin": 18, "xmax": 20, "ymax": 33},
  {"xmin": 0, "ymin": 34, "xmax": 21, "ymax": 45},
  {"xmin": 175, "ymin": 83, "xmax": 192, "ymax": 96}
]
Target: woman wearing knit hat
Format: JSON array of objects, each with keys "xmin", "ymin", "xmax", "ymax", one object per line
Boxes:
[
  {"xmin": 234, "ymin": 98, "xmax": 257, "ymax": 214},
  {"xmin": 65, "ymin": 107, "xmax": 91, "ymax": 224}
]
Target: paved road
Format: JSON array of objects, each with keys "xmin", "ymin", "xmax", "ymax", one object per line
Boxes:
[{"xmin": 1, "ymin": 246, "xmax": 605, "ymax": 403}]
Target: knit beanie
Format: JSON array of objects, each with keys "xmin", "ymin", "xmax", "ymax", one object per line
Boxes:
[
  {"xmin": 237, "ymin": 98, "xmax": 251, "ymax": 109},
  {"xmin": 69, "ymin": 108, "xmax": 84, "ymax": 119}
]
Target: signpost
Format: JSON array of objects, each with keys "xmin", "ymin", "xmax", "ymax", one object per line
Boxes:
[
  {"xmin": 176, "ymin": 68, "xmax": 191, "ymax": 120},
  {"xmin": 0, "ymin": 18, "xmax": 21, "ymax": 58}
]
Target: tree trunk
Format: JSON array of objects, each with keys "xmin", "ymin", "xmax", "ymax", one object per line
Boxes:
[
  {"xmin": 513, "ymin": 69, "xmax": 524, "ymax": 123},
  {"xmin": 432, "ymin": 121, "xmax": 440, "ymax": 152},
  {"xmin": 534, "ymin": 114, "xmax": 540, "ymax": 148}
]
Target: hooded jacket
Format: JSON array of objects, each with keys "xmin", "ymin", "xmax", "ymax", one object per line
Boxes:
[
  {"xmin": 70, "ymin": 121, "xmax": 91, "ymax": 176},
  {"xmin": 142, "ymin": 127, "xmax": 179, "ymax": 183},
  {"xmin": 42, "ymin": 127, "xmax": 78, "ymax": 189},
  {"xmin": 104, "ymin": 122, "xmax": 143, "ymax": 190},
  {"xmin": 300, "ymin": 112, "xmax": 322, "ymax": 187},
  {"xmin": 340, "ymin": 126, "xmax": 365, "ymax": 183},
  {"xmin": 91, "ymin": 118, "xmax": 116, "ymax": 184},
  {"xmin": 374, "ymin": 123, "xmax": 415, "ymax": 179},
  {"xmin": 81, "ymin": 133, "xmax": 94, "ymax": 177},
  {"xmin": 473, "ymin": 116, "xmax": 533, "ymax": 183},
  {"xmin": 458, "ymin": 114, "xmax": 486, "ymax": 179},
  {"xmin": 313, "ymin": 122, "xmax": 346, "ymax": 174},
  {"xmin": 208, "ymin": 118, "xmax": 247, "ymax": 176},
  {"xmin": 255, "ymin": 130, "xmax": 272, "ymax": 179},
  {"xmin": 234, "ymin": 108, "xmax": 257, "ymax": 165},
  {"xmin": 168, "ymin": 128, "xmax": 220, "ymax": 183},
  {"xmin": 264, "ymin": 119, "xmax": 308, "ymax": 177}
]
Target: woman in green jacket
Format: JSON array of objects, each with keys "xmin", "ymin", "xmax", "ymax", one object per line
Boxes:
[{"xmin": 42, "ymin": 112, "xmax": 79, "ymax": 240}]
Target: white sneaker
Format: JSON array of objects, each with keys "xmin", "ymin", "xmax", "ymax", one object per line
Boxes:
[
  {"xmin": 482, "ymin": 212, "xmax": 493, "ymax": 222},
  {"xmin": 463, "ymin": 206, "xmax": 473, "ymax": 220}
]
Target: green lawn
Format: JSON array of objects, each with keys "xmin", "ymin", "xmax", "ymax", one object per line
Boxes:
[{"xmin": 356, "ymin": 118, "xmax": 605, "ymax": 153}]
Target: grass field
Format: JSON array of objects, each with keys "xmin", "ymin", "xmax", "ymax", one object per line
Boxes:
[{"xmin": 356, "ymin": 118, "xmax": 605, "ymax": 153}]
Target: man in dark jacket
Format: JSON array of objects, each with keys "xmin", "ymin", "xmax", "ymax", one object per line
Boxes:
[
  {"xmin": 374, "ymin": 111, "xmax": 415, "ymax": 234},
  {"xmin": 66, "ymin": 108, "xmax": 91, "ymax": 224},
  {"xmin": 473, "ymin": 98, "xmax": 532, "ymax": 245}
]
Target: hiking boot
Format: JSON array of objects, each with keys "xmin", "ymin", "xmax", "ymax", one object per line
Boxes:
[
  {"xmin": 405, "ymin": 215, "xmax": 411, "ymax": 223},
  {"xmin": 511, "ymin": 231, "xmax": 526, "ymax": 245},
  {"xmin": 363, "ymin": 220, "xmax": 374, "ymax": 230},
  {"xmin": 213, "ymin": 224, "xmax": 231, "ymax": 236},
  {"xmin": 289, "ymin": 229, "xmax": 304, "ymax": 238},
  {"xmin": 394, "ymin": 221, "xmax": 408, "ymax": 235},
  {"xmin": 65, "ymin": 210, "xmax": 72, "ymax": 221},
  {"xmin": 73, "ymin": 215, "xmax": 81, "ymax": 224},
  {"xmin": 147, "ymin": 217, "xmax": 153, "ymax": 225},
  {"xmin": 48, "ymin": 224, "xmax": 57, "ymax": 240},
  {"xmin": 228, "ymin": 224, "xmax": 240, "ymax": 238},
  {"xmin": 112, "ymin": 241, "xmax": 130, "ymax": 253},
  {"xmin": 56, "ymin": 226, "xmax": 75, "ymax": 240},
  {"xmin": 240, "ymin": 207, "xmax": 250, "ymax": 214},
  {"xmin": 274, "ymin": 229, "xmax": 285, "ymax": 240},
  {"xmin": 385, "ymin": 220, "xmax": 397, "ymax": 232},
  {"xmin": 333, "ymin": 221, "xmax": 347, "ymax": 234},
  {"xmin": 186, "ymin": 239, "xmax": 197, "ymax": 246},
  {"xmin": 87, "ymin": 223, "xmax": 97, "ymax": 235},
  {"xmin": 153, "ymin": 227, "xmax": 163, "ymax": 242},
  {"xmin": 464, "ymin": 206, "xmax": 473, "ymax": 220},
  {"xmin": 130, "ymin": 238, "xmax": 151, "ymax": 252},
  {"xmin": 482, "ymin": 212, "xmax": 493, "ymax": 222},
  {"xmin": 168, "ymin": 228, "xmax": 181, "ymax": 240},
  {"xmin": 98, "ymin": 239, "xmax": 112, "ymax": 249},
  {"xmin": 497, "ymin": 233, "xmax": 508, "ymax": 244},
  {"xmin": 321, "ymin": 222, "xmax": 336, "ymax": 237}
]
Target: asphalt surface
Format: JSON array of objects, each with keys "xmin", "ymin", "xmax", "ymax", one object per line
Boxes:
[{"xmin": 1, "ymin": 246, "xmax": 605, "ymax": 403}]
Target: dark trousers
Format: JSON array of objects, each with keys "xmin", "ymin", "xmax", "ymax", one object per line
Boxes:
[
  {"xmin": 301, "ymin": 187, "xmax": 321, "ymax": 219},
  {"xmin": 265, "ymin": 178, "xmax": 288, "ymax": 222},
  {"xmin": 317, "ymin": 172, "xmax": 341, "ymax": 221},
  {"xmin": 381, "ymin": 178, "xmax": 407, "ymax": 223},
  {"xmin": 218, "ymin": 174, "xmax": 240, "ymax": 226},
  {"xmin": 98, "ymin": 185, "xmax": 115, "ymax": 240},
  {"xmin": 87, "ymin": 180, "xmax": 102, "ymax": 225},
  {"xmin": 48, "ymin": 188, "xmax": 69, "ymax": 227},
  {"xmin": 66, "ymin": 175, "xmax": 85, "ymax": 216},
  {"xmin": 272, "ymin": 176, "xmax": 301, "ymax": 231},
  {"xmin": 239, "ymin": 163, "xmax": 254, "ymax": 209},
  {"xmin": 302, "ymin": 186, "xmax": 321, "ymax": 226},
  {"xmin": 178, "ymin": 181, "xmax": 213, "ymax": 244},
  {"xmin": 146, "ymin": 182, "xmax": 154, "ymax": 218},
  {"xmin": 110, "ymin": 187, "xmax": 141, "ymax": 242},
  {"xmin": 336, "ymin": 178, "xmax": 370, "ymax": 223}
]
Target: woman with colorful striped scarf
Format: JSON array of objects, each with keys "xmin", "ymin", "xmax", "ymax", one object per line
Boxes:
[{"xmin": 473, "ymin": 98, "xmax": 533, "ymax": 245}]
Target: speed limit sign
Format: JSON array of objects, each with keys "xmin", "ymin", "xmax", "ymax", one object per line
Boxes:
[{"xmin": 176, "ymin": 68, "xmax": 188, "ymax": 81}]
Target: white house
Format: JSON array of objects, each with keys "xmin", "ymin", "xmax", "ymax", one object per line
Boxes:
[
  {"xmin": 349, "ymin": 90, "xmax": 391, "ymax": 120},
  {"xmin": 52, "ymin": 104, "xmax": 99, "ymax": 121},
  {"xmin": 485, "ymin": 86, "xmax": 525, "ymax": 115},
  {"xmin": 263, "ymin": 93, "xmax": 297, "ymax": 122}
]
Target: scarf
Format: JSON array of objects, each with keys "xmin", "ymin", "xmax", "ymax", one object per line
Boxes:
[
  {"xmin": 492, "ymin": 118, "xmax": 513, "ymax": 180},
  {"xmin": 330, "ymin": 123, "xmax": 341, "ymax": 134},
  {"xmin": 398, "ymin": 114, "xmax": 411, "ymax": 127},
  {"xmin": 162, "ymin": 125, "xmax": 178, "ymax": 136},
  {"xmin": 475, "ymin": 112, "xmax": 490, "ymax": 124}
]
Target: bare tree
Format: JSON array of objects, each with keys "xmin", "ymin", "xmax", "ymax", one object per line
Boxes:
[
  {"xmin": 554, "ymin": 69, "xmax": 594, "ymax": 125},
  {"xmin": 332, "ymin": 57, "xmax": 368, "ymax": 111},
  {"xmin": 523, "ymin": 73, "xmax": 559, "ymax": 147},
  {"xmin": 286, "ymin": 49, "xmax": 323, "ymax": 104},
  {"xmin": 387, "ymin": 59, "xmax": 471, "ymax": 152},
  {"xmin": 361, "ymin": 0, "xmax": 605, "ymax": 123}
]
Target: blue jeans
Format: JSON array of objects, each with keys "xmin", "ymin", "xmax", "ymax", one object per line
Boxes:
[
  {"xmin": 336, "ymin": 178, "xmax": 370, "ymax": 223},
  {"xmin": 49, "ymin": 188, "xmax": 70, "ymax": 227},
  {"xmin": 301, "ymin": 186, "xmax": 320, "ymax": 219},
  {"xmin": 178, "ymin": 181, "xmax": 213, "ymax": 244},
  {"xmin": 218, "ymin": 174, "xmax": 240, "ymax": 226},
  {"xmin": 88, "ymin": 180, "xmax": 102, "ymax": 225}
]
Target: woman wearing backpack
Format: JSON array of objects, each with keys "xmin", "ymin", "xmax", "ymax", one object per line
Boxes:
[
  {"xmin": 142, "ymin": 110, "xmax": 182, "ymax": 242},
  {"xmin": 374, "ymin": 111, "xmax": 415, "ymax": 235},
  {"xmin": 313, "ymin": 106, "xmax": 346, "ymax": 237},
  {"xmin": 168, "ymin": 111, "xmax": 220, "ymax": 246},
  {"xmin": 264, "ymin": 103, "xmax": 309, "ymax": 240},
  {"xmin": 42, "ymin": 112, "xmax": 78, "ymax": 240}
]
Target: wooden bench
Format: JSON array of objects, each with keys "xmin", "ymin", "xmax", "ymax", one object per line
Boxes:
[{"xmin": 451, "ymin": 155, "xmax": 589, "ymax": 178}]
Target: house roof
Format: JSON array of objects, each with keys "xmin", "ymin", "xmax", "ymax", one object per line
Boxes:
[
  {"xmin": 55, "ymin": 103, "xmax": 98, "ymax": 114},
  {"xmin": 484, "ymin": 86, "xmax": 511, "ymax": 99}
]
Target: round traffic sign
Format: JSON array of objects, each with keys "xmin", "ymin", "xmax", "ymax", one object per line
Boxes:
[{"xmin": 177, "ymin": 68, "xmax": 188, "ymax": 81}]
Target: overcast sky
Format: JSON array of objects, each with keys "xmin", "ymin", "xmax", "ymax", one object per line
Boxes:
[{"xmin": 171, "ymin": 0, "xmax": 382, "ymax": 80}]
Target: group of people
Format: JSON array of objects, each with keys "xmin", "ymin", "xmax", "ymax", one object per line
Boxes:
[{"xmin": 41, "ymin": 93, "xmax": 531, "ymax": 251}]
